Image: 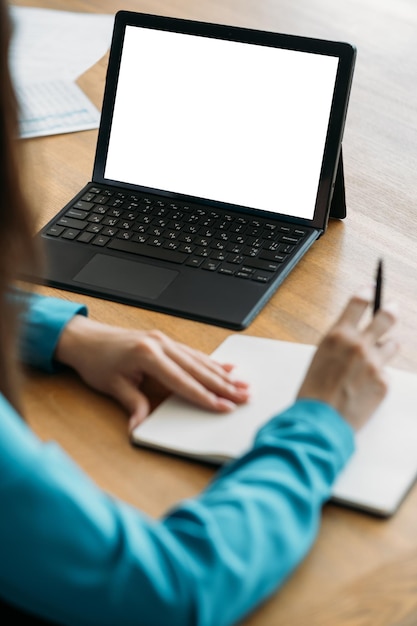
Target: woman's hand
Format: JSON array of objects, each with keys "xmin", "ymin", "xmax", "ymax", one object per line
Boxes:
[
  {"xmin": 55, "ymin": 316, "xmax": 250, "ymax": 432},
  {"xmin": 297, "ymin": 289, "xmax": 399, "ymax": 430}
]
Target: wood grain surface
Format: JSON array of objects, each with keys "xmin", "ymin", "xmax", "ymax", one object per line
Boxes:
[{"xmin": 12, "ymin": 1, "xmax": 417, "ymax": 623}]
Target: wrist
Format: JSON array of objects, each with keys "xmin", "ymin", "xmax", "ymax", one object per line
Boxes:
[{"xmin": 54, "ymin": 314, "xmax": 96, "ymax": 370}]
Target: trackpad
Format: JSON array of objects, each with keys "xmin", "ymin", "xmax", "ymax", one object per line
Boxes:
[{"xmin": 73, "ymin": 254, "xmax": 178, "ymax": 300}]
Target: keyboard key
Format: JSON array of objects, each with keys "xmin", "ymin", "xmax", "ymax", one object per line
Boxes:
[
  {"xmin": 149, "ymin": 237, "xmax": 164, "ymax": 247},
  {"xmin": 108, "ymin": 209, "xmax": 123, "ymax": 218},
  {"xmin": 202, "ymin": 260, "xmax": 220, "ymax": 271},
  {"xmin": 108, "ymin": 239, "xmax": 187, "ymax": 264},
  {"xmin": 195, "ymin": 247, "xmax": 210, "ymax": 258},
  {"xmin": 103, "ymin": 217, "xmax": 119, "ymax": 226},
  {"xmin": 46, "ymin": 225, "xmax": 65, "ymax": 237},
  {"xmin": 259, "ymin": 251, "xmax": 287, "ymax": 263},
  {"xmin": 163, "ymin": 241, "xmax": 179, "ymax": 250},
  {"xmin": 87, "ymin": 224, "xmax": 103, "ymax": 233},
  {"xmin": 81, "ymin": 193, "xmax": 96, "ymax": 202},
  {"xmin": 94, "ymin": 194, "xmax": 109, "ymax": 204},
  {"xmin": 87, "ymin": 214, "xmax": 103, "ymax": 224},
  {"xmin": 280, "ymin": 235, "xmax": 300, "ymax": 245},
  {"xmin": 243, "ymin": 259, "xmax": 280, "ymax": 272},
  {"xmin": 117, "ymin": 231, "xmax": 133, "ymax": 240},
  {"xmin": 211, "ymin": 251, "xmax": 227, "ymax": 261},
  {"xmin": 65, "ymin": 209, "xmax": 88, "ymax": 220},
  {"xmin": 58, "ymin": 217, "xmax": 88, "ymax": 229},
  {"xmin": 92, "ymin": 205, "xmax": 107, "ymax": 215},
  {"xmin": 74, "ymin": 200, "xmax": 94, "ymax": 211},
  {"xmin": 132, "ymin": 234, "xmax": 149, "ymax": 244},
  {"xmin": 227, "ymin": 244, "xmax": 243, "ymax": 254},
  {"xmin": 62, "ymin": 228, "xmax": 80, "ymax": 240},
  {"xmin": 178, "ymin": 244, "xmax": 195, "ymax": 254},
  {"xmin": 228, "ymin": 255, "xmax": 244, "ymax": 264},
  {"xmin": 186, "ymin": 257, "xmax": 203, "ymax": 267},
  {"xmin": 102, "ymin": 227, "xmax": 118, "ymax": 237},
  {"xmin": 242, "ymin": 246, "xmax": 259, "ymax": 257},
  {"xmin": 77, "ymin": 232, "xmax": 95, "ymax": 243},
  {"xmin": 265, "ymin": 242, "xmax": 280, "ymax": 252},
  {"xmin": 179, "ymin": 234, "xmax": 194, "ymax": 244},
  {"xmin": 252, "ymin": 272, "xmax": 273, "ymax": 283},
  {"xmin": 92, "ymin": 235, "xmax": 110, "ymax": 246}
]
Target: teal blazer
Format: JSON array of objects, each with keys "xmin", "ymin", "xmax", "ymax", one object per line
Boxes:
[{"xmin": 0, "ymin": 293, "xmax": 354, "ymax": 625}]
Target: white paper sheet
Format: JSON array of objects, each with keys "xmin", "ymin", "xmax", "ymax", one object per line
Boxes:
[
  {"xmin": 9, "ymin": 6, "xmax": 114, "ymax": 83},
  {"xmin": 8, "ymin": 6, "xmax": 114, "ymax": 137},
  {"xmin": 16, "ymin": 79, "xmax": 101, "ymax": 138}
]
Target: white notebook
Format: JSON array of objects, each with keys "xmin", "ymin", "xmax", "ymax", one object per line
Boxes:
[{"xmin": 132, "ymin": 335, "xmax": 417, "ymax": 517}]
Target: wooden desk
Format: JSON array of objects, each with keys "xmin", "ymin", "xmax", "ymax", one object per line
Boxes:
[{"xmin": 13, "ymin": 0, "xmax": 417, "ymax": 623}]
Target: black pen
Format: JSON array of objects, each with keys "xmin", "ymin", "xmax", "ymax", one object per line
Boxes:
[{"xmin": 373, "ymin": 259, "xmax": 383, "ymax": 315}]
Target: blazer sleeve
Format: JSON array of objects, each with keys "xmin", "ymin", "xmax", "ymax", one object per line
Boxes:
[
  {"xmin": 15, "ymin": 291, "xmax": 87, "ymax": 372},
  {"xmin": 0, "ymin": 391, "xmax": 354, "ymax": 626}
]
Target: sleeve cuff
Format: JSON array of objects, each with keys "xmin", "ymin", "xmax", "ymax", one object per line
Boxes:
[
  {"xmin": 19, "ymin": 293, "xmax": 87, "ymax": 372},
  {"xmin": 255, "ymin": 398, "xmax": 355, "ymax": 475}
]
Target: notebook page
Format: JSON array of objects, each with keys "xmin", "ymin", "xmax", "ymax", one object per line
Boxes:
[
  {"xmin": 133, "ymin": 337, "xmax": 315, "ymax": 461},
  {"xmin": 331, "ymin": 367, "xmax": 417, "ymax": 514},
  {"xmin": 132, "ymin": 335, "xmax": 417, "ymax": 515}
]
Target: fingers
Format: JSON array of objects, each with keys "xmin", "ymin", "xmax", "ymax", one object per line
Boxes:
[
  {"xmin": 338, "ymin": 297, "xmax": 399, "ymax": 372},
  {"xmin": 374, "ymin": 336, "xmax": 400, "ymax": 365},
  {"xmin": 141, "ymin": 347, "xmax": 249, "ymax": 413},
  {"xmin": 334, "ymin": 286, "xmax": 374, "ymax": 327},
  {"xmin": 167, "ymin": 346, "xmax": 250, "ymax": 400},
  {"xmin": 110, "ymin": 377, "xmax": 151, "ymax": 432},
  {"xmin": 363, "ymin": 300, "xmax": 398, "ymax": 344},
  {"xmin": 334, "ymin": 288, "xmax": 398, "ymax": 348},
  {"xmin": 169, "ymin": 341, "xmax": 247, "ymax": 388},
  {"xmin": 138, "ymin": 333, "xmax": 250, "ymax": 408},
  {"xmin": 150, "ymin": 354, "xmax": 248, "ymax": 412}
]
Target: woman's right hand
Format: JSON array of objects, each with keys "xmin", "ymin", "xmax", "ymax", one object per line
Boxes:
[{"xmin": 297, "ymin": 289, "xmax": 399, "ymax": 430}]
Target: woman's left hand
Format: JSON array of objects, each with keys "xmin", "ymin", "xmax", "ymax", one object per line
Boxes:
[{"xmin": 54, "ymin": 315, "xmax": 249, "ymax": 432}]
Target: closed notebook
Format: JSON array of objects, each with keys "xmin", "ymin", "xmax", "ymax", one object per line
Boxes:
[{"xmin": 132, "ymin": 335, "xmax": 417, "ymax": 517}]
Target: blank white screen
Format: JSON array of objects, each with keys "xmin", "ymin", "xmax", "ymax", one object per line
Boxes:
[{"xmin": 104, "ymin": 26, "xmax": 339, "ymax": 220}]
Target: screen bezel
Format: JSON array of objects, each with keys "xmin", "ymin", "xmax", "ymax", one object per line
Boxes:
[{"xmin": 93, "ymin": 11, "xmax": 356, "ymax": 230}]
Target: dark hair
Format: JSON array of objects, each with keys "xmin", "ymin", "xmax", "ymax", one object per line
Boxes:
[{"xmin": 0, "ymin": 0, "xmax": 39, "ymax": 412}]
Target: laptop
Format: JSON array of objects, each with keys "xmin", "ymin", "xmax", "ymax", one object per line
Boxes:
[{"xmin": 32, "ymin": 11, "xmax": 356, "ymax": 330}]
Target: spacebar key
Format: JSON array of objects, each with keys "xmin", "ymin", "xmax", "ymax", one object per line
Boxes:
[{"xmin": 107, "ymin": 240, "xmax": 188, "ymax": 264}]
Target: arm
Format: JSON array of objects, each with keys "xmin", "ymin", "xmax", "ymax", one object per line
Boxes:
[
  {"xmin": 0, "ymin": 393, "xmax": 352, "ymax": 626},
  {"xmin": 14, "ymin": 291, "xmax": 249, "ymax": 420},
  {"xmin": 0, "ymin": 290, "xmax": 398, "ymax": 625}
]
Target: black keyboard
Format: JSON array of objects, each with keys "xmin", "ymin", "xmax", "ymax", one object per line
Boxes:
[{"xmin": 44, "ymin": 185, "xmax": 309, "ymax": 284}]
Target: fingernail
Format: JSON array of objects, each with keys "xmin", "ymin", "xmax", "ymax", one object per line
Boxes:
[
  {"xmin": 235, "ymin": 388, "xmax": 250, "ymax": 400},
  {"xmin": 382, "ymin": 300, "xmax": 399, "ymax": 316},
  {"xmin": 232, "ymin": 379, "xmax": 250, "ymax": 388},
  {"xmin": 216, "ymin": 398, "xmax": 237, "ymax": 412},
  {"xmin": 129, "ymin": 416, "xmax": 142, "ymax": 433},
  {"xmin": 356, "ymin": 284, "xmax": 374, "ymax": 301}
]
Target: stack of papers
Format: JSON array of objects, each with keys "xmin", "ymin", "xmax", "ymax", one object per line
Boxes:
[
  {"xmin": 16, "ymin": 80, "xmax": 101, "ymax": 139},
  {"xmin": 9, "ymin": 6, "xmax": 115, "ymax": 138}
]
